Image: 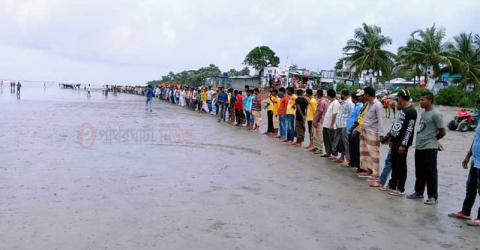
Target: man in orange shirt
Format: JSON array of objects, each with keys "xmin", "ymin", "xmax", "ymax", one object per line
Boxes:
[{"xmin": 277, "ymin": 87, "xmax": 289, "ymax": 139}]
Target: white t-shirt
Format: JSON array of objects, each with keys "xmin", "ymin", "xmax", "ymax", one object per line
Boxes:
[
  {"xmin": 207, "ymin": 90, "xmax": 214, "ymax": 100},
  {"xmin": 322, "ymin": 99, "xmax": 341, "ymax": 129}
]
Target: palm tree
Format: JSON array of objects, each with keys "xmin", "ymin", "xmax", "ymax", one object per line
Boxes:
[
  {"xmin": 451, "ymin": 32, "xmax": 480, "ymax": 91},
  {"xmin": 397, "ymin": 34, "xmax": 424, "ymax": 85},
  {"xmin": 400, "ymin": 24, "xmax": 455, "ymax": 81},
  {"xmin": 342, "ymin": 23, "xmax": 397, "ymax": 84}
]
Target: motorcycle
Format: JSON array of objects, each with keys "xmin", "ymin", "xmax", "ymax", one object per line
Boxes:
[{"xmin": 448, "ymin": 108, "xmax": 480, "ymax": 132}]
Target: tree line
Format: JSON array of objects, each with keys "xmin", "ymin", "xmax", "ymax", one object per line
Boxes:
[{"xmin": 340, "ymin": 23, "xmax": 480, "ymax": 92}]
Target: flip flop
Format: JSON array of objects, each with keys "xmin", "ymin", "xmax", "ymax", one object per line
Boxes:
[
  {"xmin": 448, "ymin": 212, "xmax": 471, "ymax": 220},
  {"xmin": 467, "ymin": 219, "xmax": 480, "ymax": 227}
]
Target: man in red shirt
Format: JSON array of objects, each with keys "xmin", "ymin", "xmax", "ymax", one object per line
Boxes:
[
  {"xmin": 277, "ymin": 87, "xmax": 289, "ymax": 139},
  {"xmin": 235, "ymin": 90, "xmax": 245, "ymax": 126}
]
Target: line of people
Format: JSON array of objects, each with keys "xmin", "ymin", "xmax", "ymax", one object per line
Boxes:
[{"xmin": 143, "ymin": 84, "xmax": 480, "ymax": 227}]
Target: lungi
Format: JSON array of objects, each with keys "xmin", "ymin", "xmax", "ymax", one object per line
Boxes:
[
  {"xmin": 295, "ymin": 120, "xmax": 306, "ymax": 139},
  {"xmin": 312, "ymin": 124, "xmax": 324, "ymax": 151},
  {"xmin": 273, "ymin": 114, "xmax": 279, "ymax": 129},
  {"xmin": 252, "ymin": 110, "xmax": 262, "ymax": 127},
  {"xmin": 360, "ymin": 128, "xmax": 380, "ymax": 176}
]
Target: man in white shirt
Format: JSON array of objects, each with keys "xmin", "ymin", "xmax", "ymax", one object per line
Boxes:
[
  {"xmin": 321, "ymin": 89, "xmax": 341, "ymax": 158},
  {"xmin": 207, "ymin": 86, "xmax": 214, "ymax": 113}
]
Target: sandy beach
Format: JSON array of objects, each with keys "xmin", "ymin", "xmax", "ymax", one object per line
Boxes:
[{"xmin": 1, "ymin": 84, "xmax": 479, "ymax": 250}]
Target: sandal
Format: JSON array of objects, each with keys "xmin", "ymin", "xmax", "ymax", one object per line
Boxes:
[
  {"xmin": 369, "ymin": 182, "xmax": 383, "ymax": 188},
  {"xmin": 448, "ymin": 212, "xmax": 471, "ymax": 220},
  {"xmin": 467, "ymin": 219, "xmax": 480, "ymax": 227}
]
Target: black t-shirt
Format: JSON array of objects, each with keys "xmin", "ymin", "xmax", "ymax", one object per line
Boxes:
[
  {"xmin": 295, "ymin": 97, "xmax": 309, "ymax": 121},
  {"xmin": 387, "ymin": 105, "xmax": 417, "ymax": 147}
]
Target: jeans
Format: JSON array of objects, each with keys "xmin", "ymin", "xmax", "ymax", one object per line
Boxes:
[
  {"xmin": 323, "ymin": 128, "xmax": 336, "ymax": 155},
  {"xmin": 246, "ymin": 111, "xmax": 251, "ymax": 124},
  {"xmin": 286, "ymin": 114, "xmax": 295, "ymax": 141},
  {"xmin": 461, "ymin": 166, "xmax": 480, "ymax": 218},
  {"xmin": 279, "ymin": 115, "xmax": 286, "ymax": 137},
  {"xmin": 207, "ymin": 100, "xmax": 212, "ymax": 113},
  {"xmin": 389, "ymin": 144, "xmax": 410, "ymax": 192},
  {"xmin": 218, "ymin": 104, "xmax": 227, "ymax": 121},
  {"xmin": 378, "ymin": 148, "xmax": 392, "ymax": 185},
  {"xmin": 146, "ymin": 98, "xmax": 152, "ymax": 110},
  {"xmin": 415, "ymin": 149, "xmax": 438, "ymax": 199},
  {"xmin": 348, "ymin": 132, "xmax": 361, "ymax": 168}
]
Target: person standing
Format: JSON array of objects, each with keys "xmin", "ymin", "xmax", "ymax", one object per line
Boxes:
[
  {"xmin": 383, "ymin": 90, "xmax": 417, "ymax": 195},
  {"xmin": 332, "ymin": 89, "xmax": 353, "ymax": 165},
  {"xmin": 229, "ymin": 89, "xmax": 237, "ymax": 124},
  {"xmin": 265, "ymin": 89, "xmax": 276, "ymax": 135},
  {"xmin": 347, "ymin": 90, "xmax": 364, "ymax": 169},
  {"xmin": 251, "ymin": 88, "xmax": 262, "ymax": 131},
  {"xmin": 16, "ymin": 82, "xmax": 22, "ymax": 96},
  {"xmin": 312, "ymin": 90, "xmax": 328, "ymax": 154},
  {"xmin": 217, "ymin": 87, "xmax": 228, "ymax": 122},
  {"xmin": 207, "ymin": 86, "xmax": 214, "ymax": 113},
  {"xmin": 145, "ymin": 85, "xmax": 153, "ymax": 112},
  {"xmin": 407, "ymin": 92, "xmax": 446, "ymax": 204},
  {"xmin": 235, "ymin": 90, "xmax": 245, "ymax": 126},
  {"xmin": 358, "ymin": 87, "xmax": 385, "ymax": 179},
  {"xmin": 305, "ymin": 89, "xmax": 317, "ymax": 150},
  {"xmin": 86, "ymin": 84, "xmax": 91, "ymax": 98},
  {"xmin": 294, "ymin": 89, "xmax": 309, "ymax": 147},
  {"xmin": 277, "ymin": 87, "xmax": 289, "ymax": 139},
  {"xmin": 244, "ymin": 90, "xmax": 253, "ymax": 129},
  {"xmin": 448, "ymin": 99, "xmax": 480, "ymax": 226},
  {"xmin": 270, "ymin": 89, "xmax": 281, "ymax": 136},
  {"xmin": 321, "ymin": 89, "xmax": 340, "ymax": 158},
  {"xmin": 284, "ymin": 87, "xmax": 297, "ymax": 143}
]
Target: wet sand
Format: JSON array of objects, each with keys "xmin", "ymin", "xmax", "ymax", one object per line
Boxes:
[{"xmin": 1, "ymin": 85, "xmax": 479, "ymax": 250}]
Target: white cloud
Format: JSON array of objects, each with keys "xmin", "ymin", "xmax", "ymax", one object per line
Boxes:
[{"xmin": 0, "ymin": 0, "xmax": 479, "ymax": 85}]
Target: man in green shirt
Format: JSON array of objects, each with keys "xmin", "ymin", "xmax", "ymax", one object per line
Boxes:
[{"xmin": 407, "ymin": 92, "xmax": 446, "ymax": 204}]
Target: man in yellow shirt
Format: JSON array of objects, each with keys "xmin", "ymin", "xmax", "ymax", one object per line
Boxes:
[
  {"xmin": 305, "ymin": 89, "xmax": 317, "ymax": 150},
  {"xmin": 284, "ymin": 87, "xmax": 297, "ymax": 143},
  {"xmin": 268, "ymin": 89, "xmax": 281, "ymax": 137}
]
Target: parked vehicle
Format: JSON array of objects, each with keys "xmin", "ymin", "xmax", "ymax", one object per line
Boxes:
[{"xmin": 448, "ymin": 108, "xmax": 480, "ymax": 132}]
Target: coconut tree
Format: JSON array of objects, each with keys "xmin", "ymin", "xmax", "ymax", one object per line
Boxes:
[
  {"xmin": 397, "ymin": 34, "xmax": 425, "ymax": 85},
  {"xmin": 400, "ymin": 24, "xmax": 455, "ymax": 80},
  {"xmin": 342, "ymin": 23, "xmax": 398, "ymax": 84},
  {"xmin": 451, "ymin": 32, "xmax": 480, "ymax": 91}
]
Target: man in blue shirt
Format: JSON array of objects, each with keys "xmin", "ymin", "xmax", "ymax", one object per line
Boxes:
[
  {"xmin": 217, "ymin": 87, "xmax": 228, "ymax": 122},
  {"xmin": 347, "ymin": 91, "xmax": 363, "ymax": 169},
  {"xmin": 449, "ymin": 98, "xmax": 480, "ymax": 226},
  {"xmin": 146, "ymin": 85, "xmax": 153, "ymax": 112}
]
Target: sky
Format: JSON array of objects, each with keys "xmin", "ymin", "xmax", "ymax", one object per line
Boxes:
[{"xmin": 0, "ymin": 0, "xmax": 479, "ymax": 85}]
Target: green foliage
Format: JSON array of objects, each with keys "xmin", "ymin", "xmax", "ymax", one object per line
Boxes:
[
  {"xmin": 335, "ymin": 83, "xmax": 359, "ymax": 93},
  {"xmin": 398, "ymin": 24, "xmax": 455, "ymax": 78},
  {"xmin": 243, "ymin": 46, "xmax": 280, "ymax": 74},
  {"xmin": 435, "ymin": 86, "xmax": 477, "ymax": 107},
  {"xmin": 451, "ymin": 32, "xmax": 480, "ymax": 91},
  {"xmin": 343, "ymin": 23, "xmax": 397, "ymax": 80},
  {"xmin": 408, "ymin": 88, "xmax": 429, "ymax": 102},
  {"xmin": 148, "ymin": 64, "xmax": 221, "ymax": 86},
  {"xmin": 228, "ymin": 67, "xmax": 251, "ymax": 77}
]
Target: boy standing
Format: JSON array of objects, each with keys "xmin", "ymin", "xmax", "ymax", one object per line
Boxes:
[
  {"xmin": 294, "ymin": 89, "xmax": 309, "ymax": 147},
  {"xmin": 384, "ymin": 90, "xmax": 417, "ymax": 195},
  {"xmin": 305, "ymin": 89, "xmax": 317, "ymax": 150},
  {"xmin": 321, "ymin": 89, "xmax": 340, "ymax": 158}
]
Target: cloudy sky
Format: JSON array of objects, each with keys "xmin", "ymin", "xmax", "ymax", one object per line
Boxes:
[{"xmin": 1, "ymin": 0, "xmax": 479, "ymax": 85}]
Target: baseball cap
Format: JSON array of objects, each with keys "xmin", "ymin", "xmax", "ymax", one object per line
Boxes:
[
  {"xmin": 398, "ymin": 89, "xmax": 411, "ymax": 100},
  {"xmin": 355, "ymin": 89, "xmax": 364, "ymax": 96}
]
